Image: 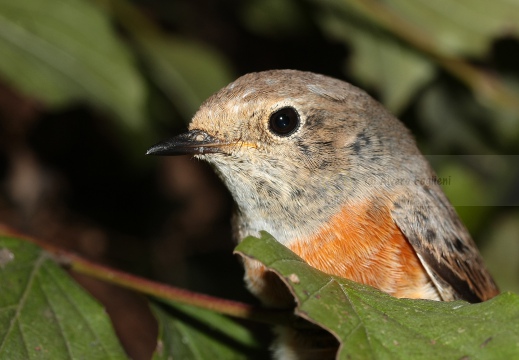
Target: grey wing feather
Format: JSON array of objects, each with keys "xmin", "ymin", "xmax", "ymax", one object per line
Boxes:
[{"xmin": 391, "ymin": 183, "xmax": 499, "ymax": 303}]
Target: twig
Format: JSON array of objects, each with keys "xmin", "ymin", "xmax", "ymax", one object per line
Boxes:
[
  {"xmin": 0, "ymin": 225, "xmax": 295, "ymax": 326},
  {"xmin": 60, "ymin": 251, "xmax": 295, "ymax": 326}
]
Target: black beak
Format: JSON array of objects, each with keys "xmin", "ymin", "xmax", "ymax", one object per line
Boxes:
[{"xmin": 146, "ymin": 130, "xmax": 225, "ymax": 156}]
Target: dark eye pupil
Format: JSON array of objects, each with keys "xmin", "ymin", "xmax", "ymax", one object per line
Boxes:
[
  {"xmin": 269, "ymin": 107, "xmax": 300, "ymax": 136},
  {"xmin": 276, "ymin": 114, "xmax": 291, "ymax": 129}
]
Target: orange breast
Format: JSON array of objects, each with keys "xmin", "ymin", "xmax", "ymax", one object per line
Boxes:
[{"xmin": 288, "ymin": 199, "xmax": 438, "ymax": 300}]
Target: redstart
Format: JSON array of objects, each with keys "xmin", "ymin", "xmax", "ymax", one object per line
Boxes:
[{"xmin": 147, "ymin": 70, "xmax": 499, "ymax": 358}]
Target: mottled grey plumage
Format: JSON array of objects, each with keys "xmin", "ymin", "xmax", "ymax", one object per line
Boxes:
[{"xmin": 148, "ymin": 69, "xmax": 499, "ymax": 358}]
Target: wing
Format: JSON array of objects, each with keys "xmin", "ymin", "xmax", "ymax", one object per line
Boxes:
[{"xmin": 391, "ymin": 183, "xmax": 499, "ymax": 303}]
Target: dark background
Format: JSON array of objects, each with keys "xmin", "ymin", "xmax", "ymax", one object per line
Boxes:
[{"xmin": 1, "ymin": 0, "xmax": 518, "ymax": 358}]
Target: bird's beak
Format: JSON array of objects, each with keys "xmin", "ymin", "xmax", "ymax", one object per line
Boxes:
[{"xmin": 146, "ymin": 129, "xmax": 226, "ymax": 156}]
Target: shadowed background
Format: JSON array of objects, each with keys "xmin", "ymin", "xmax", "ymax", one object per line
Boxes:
[{"xmin": 0, "ymin": 0, "xmax": 518, "ymax": 358}]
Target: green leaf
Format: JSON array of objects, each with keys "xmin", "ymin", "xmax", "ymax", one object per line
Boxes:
[
  {"xmin": 381, "ymin": 0, "xmax": 519, "ymax": 57},
  {"xmin": 318, "ymin": 9, "xmax": 434, "ymax": 113},
  {"xmin": 239, "ymin": 0, "xmax": 308, "ymax": 37},
  {"xmin": 0, "ymin": 0, "xmax": 146, "ymax": 130},
  {"xmin": 0, "ymin": 236, "xmax": 127, "ymax": 359},
  {"xmin": 152, "ymin": 302, "xmax": 263, "ymax": 360},
  {"xmin": 235, "ymin": 232, "xmax": 519, "ymax": 359},
  {"xmin": 137, "ymin": 35, "xmax": 234, "ymax": 121},
  {"xmin": 419, "ymin": 77, "xmax": 519, "ymax": 149},
  {"xmin": 418, "ymin": 81, "xmax": 494, "ymax": 154},
  {"xmin": 481, "ymin": 212, "xmax": 519, "ymax": 294},
  {"xmin": 315, "ymin": 0, "xmax": 519, "ymax": 113},
  {"xmin": 426, "ymin": 160, "xmax": 490, "ymax": 233}
]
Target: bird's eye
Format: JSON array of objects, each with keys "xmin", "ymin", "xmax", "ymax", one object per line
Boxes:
[{"xmin": 269, "ymin": 107, "xmax": 300, "ymax": 137}]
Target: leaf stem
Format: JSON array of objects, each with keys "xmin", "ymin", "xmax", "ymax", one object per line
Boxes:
[
  {"xmin": 62, "ymin": 252, "xmax": 295, "ymax": 326},
  {"xmin": 0, "ymin": 225, "xmax": 294, "ymax": 327}
]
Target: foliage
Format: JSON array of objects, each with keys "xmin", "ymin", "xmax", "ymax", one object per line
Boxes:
[
  {"xmin": 2, "ymin": 232, "xmax": 519, "ymax": 359},
  {"xmin": 0, "ymin": 0, "xmax": 518, "ymax": 358},
  {"xmin": 236, "ymin": 232, "xmax": 519, "ymax": 359},
  {"xmin": 0, "ymin": 236, "xmax": 127, "ymax": 359},
  {"xmin": 0, "ymin": 0, "xmax": 146, "ymax": 130},
  {"xmin": 152, "ymin": 302, "xmax": 262, "ymax": 360}
]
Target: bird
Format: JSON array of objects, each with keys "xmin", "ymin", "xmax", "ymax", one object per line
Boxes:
[{"xmin": 147, "ymin": 70, "xmax": 499, "ymax": 358}]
